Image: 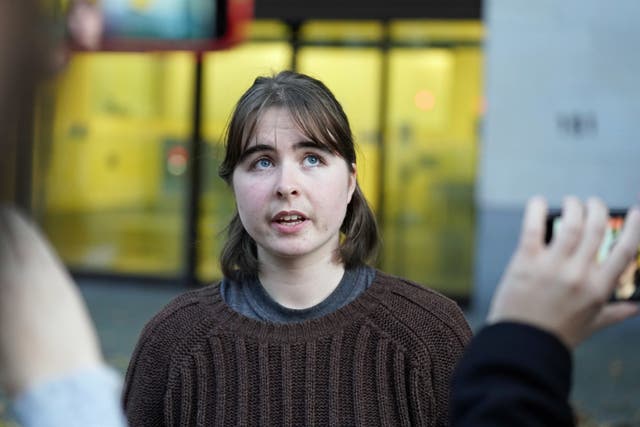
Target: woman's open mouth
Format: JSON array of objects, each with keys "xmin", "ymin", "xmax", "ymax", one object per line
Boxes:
[
  {"xmin": 276, "ymin": 214, "xmax": 304, "ymax": 225},
  {"xmin": 272, "ymin": 211, "xmax": 308, "ymax": 232}
]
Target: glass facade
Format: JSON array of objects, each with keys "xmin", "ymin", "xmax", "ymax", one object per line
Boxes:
[
  {"xmin": 36, "ymin": 52, "xmax": 195, "ymax": 276},
  {"xmin": 383, "ymin": 45, "xmax": 482, "ymax": 295}
]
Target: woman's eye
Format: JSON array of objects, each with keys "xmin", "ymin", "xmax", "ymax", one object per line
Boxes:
[
  {"xmin": 254, "ymin": 158, "xmax": 273, "ymax": 169},
  {"xmin": 304, "ymin": 154, "xmax": 321, "ymax": 166}
]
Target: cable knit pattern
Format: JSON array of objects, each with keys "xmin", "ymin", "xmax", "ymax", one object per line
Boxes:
[{"xmin": 123, "ymin": 271, "xmax": 471, "ymax": 426}]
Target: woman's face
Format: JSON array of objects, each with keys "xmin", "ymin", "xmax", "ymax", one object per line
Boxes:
[{"xmin": 232, "ymin": 107, "xmax": 356, "ymax": 267}]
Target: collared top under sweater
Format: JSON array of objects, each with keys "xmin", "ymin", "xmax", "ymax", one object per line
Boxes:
[{"xmin": 123, "ymin": 270, "xmax": 472, "ymax": 426}]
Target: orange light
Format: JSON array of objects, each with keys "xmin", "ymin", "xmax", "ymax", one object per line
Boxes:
[
  {"xmin": 167, "ymin": 146, "xmax": 188, "ymax": 176},
  {"xmin": 414, "ymin": 90, "xmax": 436, "ymax": 111},
  {"xmin": 477, "ymin": 96, "xmax": 487, "ymax": 116}
]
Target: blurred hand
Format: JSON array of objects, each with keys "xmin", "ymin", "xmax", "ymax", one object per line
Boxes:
[
  {"xmin": 488, "ymin": 196, "xmax": 640, "ymax": 349},
  {"xmin": 0, "ymin": 205, "xmax": 102, "ymax": 397},
  {"xmin": 51, "ymin": 0, "xmax": 104, "ymax": 71},
  {"xmin": 67, "ymin": 0, "xmax": 104, "ymax": 50}
]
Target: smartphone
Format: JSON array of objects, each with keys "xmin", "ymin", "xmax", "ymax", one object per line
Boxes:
[
  {"xmin": 545, "ymin": 210, "xmax": 640, "ymax": 302},
  {"xmin": 60, "ymin": 0, "xmax": 252, "ymax": 52}
]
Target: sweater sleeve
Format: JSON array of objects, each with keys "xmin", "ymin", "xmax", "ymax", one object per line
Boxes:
[
  {"xmin": 122, "ymin": 318, "xmax": 172, "ymax": 426},
  {"xmin": 399, "ymin": 289, "xmax": 472, "ymax": 427},
  {"xmin": 428, "ymin": 299, "xmax": 472, "ymax": 427},
  {"xmin": 450, "ymin": 322, "xmax": 575, "ymax": 427}
]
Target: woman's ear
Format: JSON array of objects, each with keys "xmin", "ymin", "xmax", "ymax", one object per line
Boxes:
[{"xmin": 347, "ymin": 163, "xmax": 357, "ymax": 203}]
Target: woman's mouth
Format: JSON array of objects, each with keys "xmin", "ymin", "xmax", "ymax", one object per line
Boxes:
[
  {"xmin": 272, "ymin": 211, "xmax": 308, "ymax": 232},
  {"xmin": 276, "ymin": 214, "xmax": 305, "ymax": 225}
]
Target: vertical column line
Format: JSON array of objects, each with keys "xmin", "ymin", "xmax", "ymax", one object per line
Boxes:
[{"xmin": 185, "ymin": 52, "xmax": 204, "ymax": 287}]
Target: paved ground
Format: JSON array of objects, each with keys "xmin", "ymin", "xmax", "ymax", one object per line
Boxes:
[
  {"xmin": 77, "ymin": 278, "xmax": 185, "ymax": 374},
  {"xmin": 2, "ymin": 277, "xmax": 640, "ymax": 426}
]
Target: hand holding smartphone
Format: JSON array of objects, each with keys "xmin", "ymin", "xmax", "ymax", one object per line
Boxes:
[
  {"xmin": 490, "ymin": 197, "xmax": 640, "ymax": 349},
  {"xmin": 546, "ymin": 210, "xmax": 640, "ymax": 302}
]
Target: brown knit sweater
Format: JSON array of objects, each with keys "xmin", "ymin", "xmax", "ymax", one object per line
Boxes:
[{"xmin": 123, "ymin": 271, "xmax": 472, "ymax": 426}]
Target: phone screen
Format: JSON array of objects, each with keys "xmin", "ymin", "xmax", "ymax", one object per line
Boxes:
[
  {"xmin": 102, "ymin": 0, "xmax": 218, "ymax": 41},
  {"xmin": 546, "ymin": 212, "xmax": 640, "ymax": 301},
  {"xmin": 54, "ymin": 0, "xmax": 252, "ymax": 52}
]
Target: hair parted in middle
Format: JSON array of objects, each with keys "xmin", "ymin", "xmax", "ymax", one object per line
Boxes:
[{"xmin": 218, "ymin": 70, "xmax": 379, "ymax": 281}]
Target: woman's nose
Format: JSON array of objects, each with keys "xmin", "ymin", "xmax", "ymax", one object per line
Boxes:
[
  {"xmin": 275, "ymin": 163, "xmax": 300, "ymax": 198},
  {"xmin": 276, "ymin": 185, "xmax": 299, "ymax": 198}
]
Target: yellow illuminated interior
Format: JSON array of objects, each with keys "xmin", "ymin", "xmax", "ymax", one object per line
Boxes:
[
  {"xmin": 299, "ymin": 21, "xmax": 384, "ymax": 43},
  {"xmin": 383, "ymin": 46, "xmax": 482, "ymax": 294},
  {"xmin": 389, "ymin": 20, "xmax": 484, "ymax": 43},
  {"xmin": 39, "ymin": 52, "xmax": 194, "ymax": 275}
]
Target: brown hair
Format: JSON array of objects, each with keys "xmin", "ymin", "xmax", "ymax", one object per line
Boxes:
[{"xmin": 218, "ymin": 71, "xmax": 379, "ymax": 280}]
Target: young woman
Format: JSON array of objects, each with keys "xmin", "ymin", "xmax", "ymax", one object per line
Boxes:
[{"xmin": 123, "ymin": 71, "xmax": 472, "ymax": 426}]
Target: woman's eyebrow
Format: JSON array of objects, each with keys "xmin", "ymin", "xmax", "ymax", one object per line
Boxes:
[
  {"xmin": 238, "ymin": 144, "xmax": 274, "ymax": 162},
  {"xmin": 239, "ymin": 141, "xmax": 331, "ymax": 161},
  {"xmin": 293, "ymin": 141, "xmax": 332, "ymax": 153}
]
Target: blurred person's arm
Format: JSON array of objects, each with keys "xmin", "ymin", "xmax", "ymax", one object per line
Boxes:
[
  {"xmin": 12, "ymin": 366, "xmax": 126, "ymax": 427},
  {"xmin": 0, "ymin": 205, "xmax": 127, "ymax": 427},
  {"xmin": 451, "ymin": 322, "xmax": 573, "ymax": 426},
  {"xmin": 451, "ymin": 197, "xmax": 640, "ymax": 427}
]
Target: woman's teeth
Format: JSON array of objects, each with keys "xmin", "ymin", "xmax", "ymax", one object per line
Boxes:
[{"xmin": 279, "ymin": 215, "xmax": 303, "ymax": 223}]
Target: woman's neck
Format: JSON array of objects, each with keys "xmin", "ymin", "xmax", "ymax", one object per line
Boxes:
[{"xmin": 257, "ymin": 252, "xmax": 346, "ymax": 310}]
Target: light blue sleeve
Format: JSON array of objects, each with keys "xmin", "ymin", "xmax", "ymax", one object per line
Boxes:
[{"xmin": 11, "ymin": 365, "xmax": 128, "ymax": 427}]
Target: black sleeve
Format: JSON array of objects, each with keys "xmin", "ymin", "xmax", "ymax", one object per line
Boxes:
[{"xmin": 450, "ymin": 322, "xmax": 575, "ymax": 427}]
